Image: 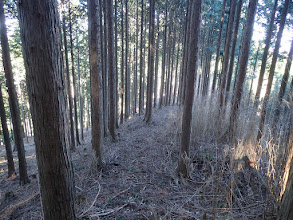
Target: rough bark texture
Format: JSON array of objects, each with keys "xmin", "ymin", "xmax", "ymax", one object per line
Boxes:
[
  {"xmin": 254, "ymin": 0, "xmax": 278, "ymax": 106},
  {"xmin": 114, "ymin": 0, "xmax": 119, "ymax": 127},
  {"xmin": 177, "ymin": 0, "xmax": 201, "ymax": 178},
  {"xmin": 154, "ymin": 13, "xmax": 160, "ymax": 108},
  {"xmin": 145, "ymin": 0, "xmax": 155, "ymax": 123},
  {"xmin": 106, "ymin": 0, "xmax": 116, "ymax": 140},
  {"xmin": 229, "ymin": 0, "xmax": 258, "ymax": 137},
  {"xmin": 257, "ymin": 0, "xmax": 289, "ymax": 141},
  {"xmin": 61, "ymin": 0, "xmax": 75, "ymax": 150},
  {"xmin": 0, "ymin": 82, "xmax": 15, "ymax": 177},
  {"xmin": 120, "ymin": 0, "xmax": 124, "ymax": 123},
  {"xmin": 0, "ymin": 0, "xmax": 29, "ymax": 184},
  {"xmin": 17, "ymin": 0, "xmax": 76, "ymax": 218},
  {"xmin": 88, "ymin": 0, "xmax": 103, "ymax": 166}
]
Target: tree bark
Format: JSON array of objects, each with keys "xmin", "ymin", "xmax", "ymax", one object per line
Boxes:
[
  {"xmin": 125, "ymin": 0, "xmax": 130, "ymax": 119},
  {"xmin": 61, "ymin": 0, "xmax": 75, "ymax": 150},
  {"xmin": 257, "ymin": 0, "xmax": 289, "ymax": 141},
  {"xmin": 229, "ymin": 0, "xmax": 258, "ymax": 137},
  {"xmin": 17, "ymin": 0, "xmax": 76, "ymax": 218},
  {"xmin": 120, "ymin": 0, "xmax": 124, "ymax": 123},
  {"xmin": 211, "ymin": 0, "xmax": 227, "ymax": 92},
  {"xmin": 106, "ymin": 0, "xmax": 116, "ymax": 141},
  {"xmin": 177, "ymin": 0, "xmax": 202, "ymax": 178},
  {"xmin": 0, "ymin": 82, "xmax": 15, "ymax": 177},
  {"xmin": 88, "ymin": 0, "xmax": 103, "ymax": 166},
  {"xmin": 145, "ymin": 0, "xmax": 155, "ymax": 123},
  {"xmin": 0, "ymin": 0, "xmax": 29, "ymax": 184},
  {"xmin": 139, "ymin": 0, "xmax": 145, "ymax": 114},
  {"xmin": 154, "ymin": 12, "xmax": 160, "ymax": 108}
]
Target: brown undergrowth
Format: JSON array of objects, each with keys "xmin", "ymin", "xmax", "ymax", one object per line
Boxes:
[{"xmin": 0, "ymin": 106, "xmax": 277, "ymax": 219}]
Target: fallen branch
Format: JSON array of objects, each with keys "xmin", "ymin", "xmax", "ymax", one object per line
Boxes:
[{"xmin": 90, "ymin": 204, "xmax": 128, "ymax": 217}]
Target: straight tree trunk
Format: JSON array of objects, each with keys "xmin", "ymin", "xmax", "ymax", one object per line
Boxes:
[
  {"xmin": 177, "ymin": 0, "xmax": 202, "ymax": 178},
  {"xmin": 229, "ymin": 0, "xmax": 258, "ymax": 137},
  {"xmin": 134, "ymin": 0, "xmax": 139, "ymax": 113},
  {"xmin": 212, "ymin": 0, "xmax": 227, "ymax": 92},
  {"xmin": 77, "ymin": 46, "xmax": 84, "ymax": 141},
  {"xmin": 257, "ymin": 0, "xmax": 289, "ymax": 141},
  {"xmin": 154, "ymin": 13, "xmax": 160, "ymax": 108},
  {"xmin": 120, "ymin": 0, "xmax": 124, "ymax": 123},
  {"xmin": 125, "ymin": 0, "xmax": 130, "ymax": 119},
  {"xmin": 173, "ymin": 40, "xmax": 181, "ymax": 104},
  {"xmin": 145, "ymin": 0, "xmax": 155, "ymax": 123},
  {"xmin": 225, "ymin": 0, "xmax": 243, "ymax": 98},
  {"xmin": 68, "ymin": 2, "xmax": 80, "ymax": 145},
  {"xmin": 88, "ymin": 0, "xmax": 103, "ymax": 166},
  {"xmin": 219, "ymin": 0, "xmax": 237, "ymax": 108},
  {"xmin": 159, "ymin": 5, "xmax": 167, "ymax": 108},
  {"xmin": 0, "ymin": 82, "xmax": 15, "ymax": 177},
  {"xmin": 0, "ymin": 0, "xmax": 29, "ymax": 184},
  {"xmin": 61, "ymin": 0, "xmax": 75, "ymax": 150},
  {"xmin": 17, "ymin": 0, "xmax": 76, "ymax": 218},
  {"xmin": 254, "ymin": 0, "xmax": 278, "ymax": 106},
  {"xmin": 114, "ymin": 0, "xmax": 119, "ymax": 128},
  {"xmin": 139, "ymin": 0, "xmax": 145, "ymax": 115},
  {"xmin": 106, "ymin": 0, "xmax": 116, "ymax": 141}
]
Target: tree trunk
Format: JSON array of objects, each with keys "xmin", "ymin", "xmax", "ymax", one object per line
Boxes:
[
  {"xmin": 211, "ymin": 0, "xmax": 227, "ymax": 92},
  {"xmin": 134, "ymin": 0, "xmax": 139, "ymax": 113},
  {"xmin": 17, "ymin": 0, "xmax": 76, "ymax": 218},
  {"xmin": 177, "ymin": 0, "xmax": 202, "ymax": 178},
  {"xmin": 159, "ymin": 5, "xmax": 167, "ymax": 108},
  {"xmin": 0, "ymin": 82, "xmax": 15, "ymax": 177},
  {"xmin": 225, "ymin": 0, "xmax": 243, "ymax": 99},
  {"xmin": 106, "ymin": 0, "xmax": 116, "ymax": 141},
  {"xmin": 154, "ymin": 13, "xmax": 160, "ymax": 108},
  {"xmin": 229, "ymin": 0, "xmax": 258, "ymax": 137},
  {"xmin": 173, "ymin": 38, "xmax": 181, "ymax": 105},
  {"xmin": 257, "ymin": 0, "xmax": 289, "ymax": 141},
  {"xmin": 120, "ymin": 0, "xmax": 124, "ymax": 123},
  {"xmin": 61, "ymin": 0, "xmax": 75, "ymax": 150},
  {"xmin": 125, "ymin": 0, "xmax": 130, "ymax": 119},
  {"xmin": 0, "ymin": 0, "xmax": 29, "ymax": 184},
  {"xmin": 68, "ymin": 2, "xmax": 80, "ymax": 145},
  {"xmin": 145, "ymin": 0, "xmax": 155, "ymax": 123},
  {"xmin": 139, "ymin": 0, "xmax": 145, "ymax": 115},
  {"xmin": 254, "ymin": 0, "xmax": 278, "ymax": 107},
  {"xmin": 219, "ymin": 0, "xmax": 237, "ymax": 108},
  {"xmin": 273, "ymin": 38, "xmax": 293, "ymax": 125},
  {"xmin": 114, "ymin": 0, "xmax": 119, "ymax": 128},
  {"xmin": 77, "ymin": 46, "xmax": 84, "ymax": 141},
  {"xmin": 88, "ymin": 0, "xmax": 103, "ymax": 166}
]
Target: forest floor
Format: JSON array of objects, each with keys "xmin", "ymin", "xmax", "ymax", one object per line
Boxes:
[{"xmin": 0, "ymin": 106, "xmax": 276, "ymax": 219}]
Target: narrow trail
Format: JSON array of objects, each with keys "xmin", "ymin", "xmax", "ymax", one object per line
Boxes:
[{"xmin": 0, "ymin": 106, "xmax": 275, "ymax": 219}]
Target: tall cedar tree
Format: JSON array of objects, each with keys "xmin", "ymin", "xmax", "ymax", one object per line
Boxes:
[
  {"xmin": 254, "ymin": 0, "xmax": 278, "ymax": 106},
  {"xmin": 106, "ymin": 0, "xmax": 116, "ymax": 140},
  {"xmin": 68, "ymin": 1, "xmax": 80, "ymax": 145},
  {"xmin": 139, "ymin": 0, "xmax": 145, "ymax": 114},
  {"xmin": 88, "ymin": 0, "xmax": 103, "ymax": 166},
  {"xmin": 177, "ymin": 0, "xmax": 202, "ymax": 178},
  {"xmin": 257, "ymin": 0, "xmax": 290, "ymax": 141},
  {"xmin": 219, "ymin": 0, "xmax": 237, "ymax": 108},
  {"xmin": 212, "ymin": 0, "xmax": 227, "ymax": 91},
  {"xmin": 225, "ymin": 0, "xmax": 243, "ymax": 98},
  {"xmin": 154, "ymin": 13, "xmax": 160, "ymax": 107},
  {"xmin": 125, "ymin": 0, "xmax": 130, "ymax": 119},
  {"xmin": 0, "ymin": 0, "xmax": 29, "ymax": 184},
  {"xmin": 17, "ymin": 0, "xmax": 76, "ymax": 218},
  {"xmin": 61, "ymin": 0, "xmax": 75, "ymax": 150},
  {"xmin": 229, "ymin": 0, "xmax": 258, "ymax": 137},
  {"xmin": 114, "ymin": 0, "xmax": 119, "ymax": 127},
  {"xmin": 145, "ymin": 0, "xmax": 155, "ymax": 123},
  {"xmin": 159, "ymin": 5, "xmax": 167, "ymax": 108},
  {"xmin": 0, "ymin": 82, "xmax": 15, "ymax": 177},
  {"xmin": 277, "ymin": 84, "xmax": 293, "ymax": 219},
  {"xmin": 120, "ymin": 0, "xmax": 124, "ymax": 123}
]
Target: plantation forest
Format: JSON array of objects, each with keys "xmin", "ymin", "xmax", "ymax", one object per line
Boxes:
[{"xmin": 0, "ymin": 0, "xmax": 293, "ymax": 219}]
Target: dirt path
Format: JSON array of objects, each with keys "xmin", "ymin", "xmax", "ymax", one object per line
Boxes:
[{"xmin": 0, "ymin": 106, "xmax": 275, "ymax": 219}]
